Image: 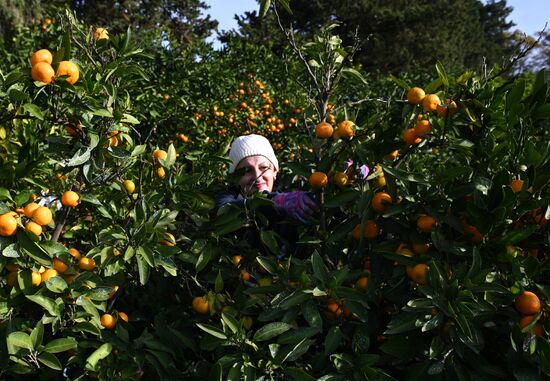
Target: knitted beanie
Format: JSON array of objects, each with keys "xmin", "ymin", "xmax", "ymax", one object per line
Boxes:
[{"xmin": 228, "ymin": 134, "xmax": 279, "ymax": 173}]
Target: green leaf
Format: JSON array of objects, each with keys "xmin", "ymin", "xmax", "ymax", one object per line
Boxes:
[
  {"xmin": 302, "ymin": 301, "xmax": 322, "ymax": 330},
  {"xmin": 389, "ymin": 75, "xmax": 409, "ymax": 90},
  {"xmin": 341, "ymin": 68, "xmax": 367, "ymax": 85},
  {"xmin": 82, "ymin": 287, "xmax": 112, "ymax": 301},
  {"xmin": 196, "ymin": 243, "xmax": 213, "ymax": 272},
  {"xmin": 259, "ymin": 0, "xmax": 271, "ymax": 17},
  {"xmin": 324, "ymin": 189, "xmax": 360, "ymax": 208},
  {"xmin": 383, "ymin": 166, "xmax": 430, "ymax": 185},
  {"xmin": 16, "ymin": 230, "xmax": 50, "ymax": 265},
  {"xmin": 279, "ymin": 338, "xmax": 313, "ymax": 363},
  {"xmin": 533, "ymin": 104, "xmax": 550, "ymax": 120},
  {"xmin": 7, "ymin": 332, "xmax": 33, "ymax": 354},
  {"xmin": 324, "ymin": 326, "xmax": 343, "ymax": 355},
  {"xmin": 278, "ymin": 290, "xmax": 310, "ymax": 309},
  {"xmin": 384, "ymin": 312, "xmax": 419, "ymax": 335},
  {"xmin": 284, "ymin": 367, "xmax": 316, "ymax": 381},
  {"xmin": 221, "ymin": 312, "xmax": 240, "ymax": 334},
  {"xmin": 278, "ymin": 0, "xmax": 292, "ymax": 14},
  {"xmin": 136, "ymin": 253, "xmax": 150, "ymax": 285},
  {"xmin": 424, "ymin": 77, "xmax": 443, "ymax": 94},
  {"xmin": 39, "ymin": 240, "xmax": 67, "ymax": 257},
  {"xmin": 253, "ymin": 322, "xmax": 293, "ymax": 341},
  {"xmin": 278, "ymin": 327, "xmax": 320, "ymax": 345},
  {"xmin": 209, "ymin": 362, "xmax": 223, "ymax": 381},
  {"xmin": 71, "ymin": 322, "xmax": 101, "ymax": 336},
  {"xmin": 214, "ymin": 208, "xmax": 245, "ymax": 235},
  {"xmin": 121, "ymin": 113, "xmax": 140, "ymax": 124},
  {"xmin": 91, "ymin": 107, "xmax": 113, "ymax": 117},
  {"xmin": 131, "ymin": 144, "xmax": 147, "ymax": 157},
  {"xmin": 85, "ymin": 343, "xmax": 113, "ymax": 371},
  {"xmin": 136, "ymin": 246, "xmax": 155, "ymax": 267},
  {"xmin": 64, "ymin": 147, "xmax": 92, "ymax": 167},
  {"xmin": 260, "ymin": 230, "xmax": 279, "ymax": 255},
  {"xmin": 37, "ymin": 352, "xmax": 62, "ymax": 370},
  {"xmin": 156, "ymin": 144, "xmax": 176, "ymax": 169},
  {"xmin": 500, "ymin": 225, "xmax": 538, "ymax": 244},
  {"xmin": 25, "ymin": 295, "xmax": 60, "ymax": 316},
  {"xmin": 435, "ymin": 61, "xmax": 449, "ymax": 87},
  {"xmin": 506, "ymin": 79, "xmax": 525, "ymax": 112},
  {"xmin": 2, "ymin": 243, "xmax": 20, "ymax": 258},
  {"xmin": 0, "ymin": 188, "xmax": 13, "ymax": 202},
  {"xmin": 76, "ymin": 296, "xmax": 100, "ymax": 321},
  {"xmin": 8, "ymin": 85, "xmax": 28, "ymax": 102},
  {"xmin": 154, "ymin": 255, "xmax": 177, "ymax": 276},
  {"xmin": 256, "ymin": 256, "xmax": 277, "ymax": 275},
  {"xmin": 215, "ymin": 270, "xmax": 224, "ymax": 294},
  {"xmin": 43, "ymin": 337, "xmax": 77, "ymax": 353},
  {"xmin": 44, "ymin": 276, "xmax": 67, "ymax": 293},
  {"xmin": 30, "ymin": 320, "xmax": 44, "ymax": 348},
  {"xmin": 22, "ymin": 103, "xmax": 44, "ymax": 120},
  {"xmin": 197, "ymin": 323, "xmax": 228, "ymax": 340},
  {"xmin": 311, "ymin": 251, "xmax": 329, "ymax": 284}
]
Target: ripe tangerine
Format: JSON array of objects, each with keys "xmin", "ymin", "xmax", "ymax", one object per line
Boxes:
[
  {"xmin": 315, "ymin": 122, "xmax": 334, "ymax": 139},
  {"xmin": 407, "ymin": 87, "xmax": 426, "ymax": 104},
  {"xmin": 371, "ymin": 192, "xmax": 392, "ymax": 213},
  {"xmin": 336, "ymin": 120, "xmax": 355, "ymax": 139},
  {"xmin": 25, "ymin": 221, "xmax": 42, "ymax": 236},
  {"xmin": 31, "ymin": 49, "xmax": 53, "ymax": 66},
  {"xmin": 56, "ymin": 61, "xmax": 79, "ymax": 85},
  {"xmin": 417, "ymin": 215, "xmax": 437, "ymax": 233},
  {"xmin": 23, "ymin": 202, "xmax": 40, "ymax": 218},
  {"xmin": 333, "ymin": 172, "xmax": 348, "ymax": 187},
  {"xmin": 53, "ymin": 258, "xmax": 69, "ymax": 273},
  {"xmin": 41, "ymin": 268, "xmax": 58, "ymax": 282},
  {"xmin": 61, "ymin": 190, "xmax": 80, "ymax": 207},
  {"xmin": 0, "ymin": 213, "xmax": 18, "ymax": 237},
  {"xmin": 153, "ymin": 149, "xmax": 167, "ymax": 161},
  {"xmin": 407, "ymin": 263, "xmax": 429, "ymax": 285},
  {"xmin": 100, "ymin": 313, "xmax": 117, "ymax": 329},
  {"xmin": 422, "ymin": 94, "xmax": 441, "ymax": 112},
  {"xmin": 192, "ymin": 296, "xmax": 210, "ymax": 314},
  {"xmin": 356, "ymin": 276, "xmax": 369, "ymax": 290},
  {"xmin": 309, "ymin": 171, "xmax": 328, "ymax": 189},
  {"xmin": 32, "ymin": 206, "xmax": 52, "ymax": 226},
  {"xmin": 79, "ymin": 257, "xmax": 96, "ymax": 271},
  {"xmin": 31, "ymin": 62, "xmax": 55, "ymax": 84},
  {"xmin": 515, "ymin": 291, "xmax": 541, "ymax": 316}
]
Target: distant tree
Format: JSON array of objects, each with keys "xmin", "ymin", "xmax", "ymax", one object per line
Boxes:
[
  {"xmin": 224, "ymin": 0, "xmax": 517, "ymax": 74},
  {"xmin": 0, "ymin": 0, "xmax": 46, "ymax": 40},
  {"xmin": 71, "ymin": 0, "xmax": 218, "ymax": 46},
  {"xmin": 474, "ymin": 0, "xmax": 516, "ymax": 68},
  {"xmin": 511, "ymin": 29, "xmax": 549, "ymax": 74},
  {"xmin": 0, "ymin": 0, "xmax": 217, "ymax": 49}
]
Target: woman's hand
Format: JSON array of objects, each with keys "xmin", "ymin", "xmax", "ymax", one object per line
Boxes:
[{"xmin": 273, "ymin": 191, "xmax": 317, "ymax": 223}]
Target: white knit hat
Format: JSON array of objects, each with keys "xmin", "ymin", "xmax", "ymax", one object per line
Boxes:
[{"xmin": 228, "ymin": 134, "xmax": 279, "ymax": 173}]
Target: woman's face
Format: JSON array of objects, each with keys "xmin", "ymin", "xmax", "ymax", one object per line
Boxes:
[{"xmin": 236, "ymin": 155, "xmax": 277, "ymax": 195}]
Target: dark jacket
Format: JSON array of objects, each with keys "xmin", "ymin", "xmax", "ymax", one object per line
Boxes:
[{"xmin": 215, "ymin": 187, "xmax": 300, "ymax": 259}]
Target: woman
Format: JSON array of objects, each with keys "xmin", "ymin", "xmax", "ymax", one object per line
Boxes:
[{"xmin": 215, "ymin": 134, "xmax": 316, "ymax": 257}]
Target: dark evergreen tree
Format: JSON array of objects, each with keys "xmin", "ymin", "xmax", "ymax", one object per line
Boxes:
[
  {"xmin": 0, "ymin": 0, "xmax": 217, "ymax": 49},
  {"xmin": 224, "ymin": 0, "xmax": 517, "ymax": 74}
]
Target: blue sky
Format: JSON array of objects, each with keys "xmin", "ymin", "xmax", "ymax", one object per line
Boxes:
[{"xmin": 203, "ymin": 0, "xmax": 549, "ymax": 49}]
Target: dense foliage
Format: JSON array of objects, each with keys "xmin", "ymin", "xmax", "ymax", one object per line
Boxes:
[{"xmin": 0, "ymin": 3, "xmax": 549, "ymax": 381}]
